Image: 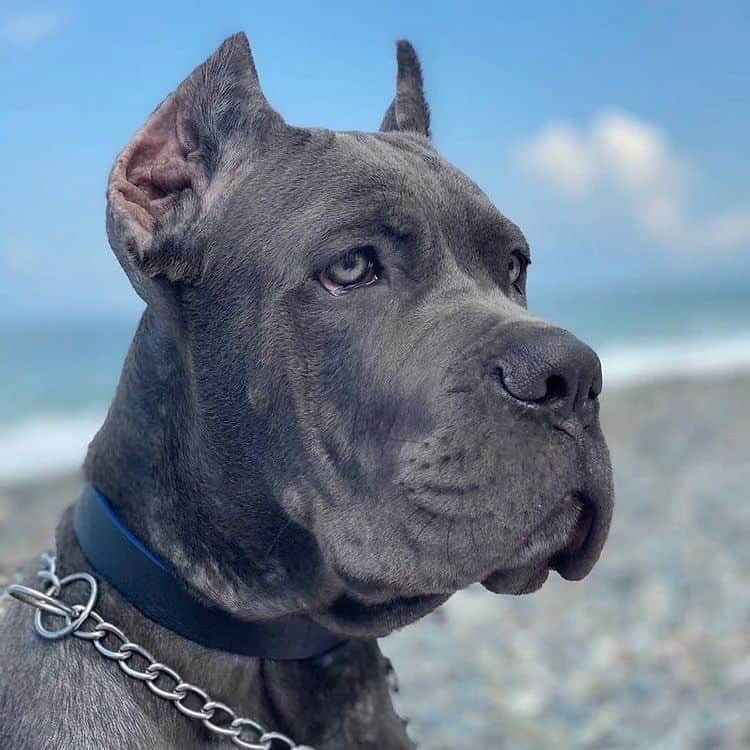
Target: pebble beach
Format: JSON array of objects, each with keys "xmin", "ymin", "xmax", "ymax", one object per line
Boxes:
[{"xmin": 2, "ymin": 372, "xmax": 749, "ymax": 749}]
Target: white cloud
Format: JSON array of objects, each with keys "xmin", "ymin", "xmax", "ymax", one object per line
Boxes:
[
  {"xmin": 1, "ymin": 8, "xmax": 61, "ymax": 47},
  {"xmin": 520, "ymin": 122, "xmax": 595, "ymax": 195},
  {"xmin": 518, "ymin": 110, "xmax": 750, "ymax": 253}
]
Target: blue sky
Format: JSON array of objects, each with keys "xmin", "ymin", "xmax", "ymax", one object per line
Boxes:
[{"xmin": 1, "ymin": 0, "xmax": 748, "ymax": 322}]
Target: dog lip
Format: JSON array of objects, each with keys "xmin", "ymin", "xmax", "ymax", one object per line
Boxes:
[
  {"xmin": 481, "ymin": 493, "xmax": 593, "ymax": 593},
  {"xmin": 549, "ymin": 494, "xmax": 598, "ymax": 580},
  {"xmin": 481, "ymin": 565, "xmax": 549, "ymax": 595}
]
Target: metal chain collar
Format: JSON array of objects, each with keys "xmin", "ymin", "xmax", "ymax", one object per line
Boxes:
[{"xmin": 8, "ymin": 554, "xmax": 315, "ymax": 750}]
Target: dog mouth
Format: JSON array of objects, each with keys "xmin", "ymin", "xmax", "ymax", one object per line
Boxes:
[
  {"xmin": 317, "ymin": 492, "xmax": 607, "ymax": 634},
  {"xmin": 548, "ymin": 495, "xmax": 596, "ymax": 579},
  {"xmin": 482, "ymin": 492, "xmax": 600, "ymax": 594}
]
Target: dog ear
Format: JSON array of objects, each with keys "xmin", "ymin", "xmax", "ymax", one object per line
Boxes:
[
  {"xmin": 106, "ymin": 32, "xmax": 283, "ymax": 297},
  {"xmin": 380, "ymin": 40, "xmax": 430, "ymax": 138}
]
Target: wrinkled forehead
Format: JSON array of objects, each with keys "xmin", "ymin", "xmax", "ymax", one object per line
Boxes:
[
  {"xmin": 330, "ymin": 130, "xmax": 516, "ymax": 234},
  {"xmin": 241, "ymin": 129, "xmax": 526, "ymax": 251}
]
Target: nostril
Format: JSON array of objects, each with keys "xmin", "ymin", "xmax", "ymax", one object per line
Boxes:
[
  {"xmin": 544, "ymin": 374, "xmax": 568, "ymax": 403},
  {"xmin": 492, "ymin": 326, "xmax": 603, "ymax": 417}
]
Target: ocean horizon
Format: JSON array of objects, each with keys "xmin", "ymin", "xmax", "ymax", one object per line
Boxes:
[{"xmin": 2, "ymin": 278, "xmax": 749, "ymax": 484}]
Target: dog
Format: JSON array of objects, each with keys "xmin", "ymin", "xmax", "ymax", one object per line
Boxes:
[{"xmin": 0, "ymin": 33, "xmax": 613, "ymax": 749}]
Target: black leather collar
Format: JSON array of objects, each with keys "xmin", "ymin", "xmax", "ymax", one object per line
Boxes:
[{"xmin": 73, "ymin": 484, "xmax": 346, "ymax": 660}]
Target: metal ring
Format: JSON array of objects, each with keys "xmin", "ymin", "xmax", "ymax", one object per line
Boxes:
[
  {"xmin": 40, "ymin": 552, "xmax": 56, "ymax": 572},
  {"xmin": 146, "ymin": 663, "xmax": 182, "ymax": 700},
  {"xmin": 260, "ymin": 731, "xmax": 297, "ymax": 749},
  {"xmin": 118, "ymin": 643, "xmax": 157, "ymax": 680},
  {"xmin": 34, "ymin": 572, "xmax": 98, "ymax": 640},
  {"xmin": 93, "ymin": 622, "xmax": 131, "ymax": 660},
  {"xmin": 146, "ymin": 663, "xmax": 184, "ymax": 700},
  {"xmin": 7, "ymin": 584, "xmax": 76, "ymax": 618},
  {"xmin": 173, "ymin": 682, "xmax": 212, "ymax": 720},
  {"xmin": 37, "ymin": 553, "xmax": 58, "ymax": 590},
  {"xmin": 71, "ymin": 608, "xmax": 106, "ymax": 641},
  {"xmin": 15, "ymin": 554, "xmax": 316, "ymax": 750},
  {"xmin": 36, "ymin": 570, "xmax": 61, "ymax": 595},
  {"xmin": 202, "ymin": 701, "xmax": 241, "ymax": 737},
  {"xmin": 231, "ymin": 718, "xmax": 269, "ymax": 749}
]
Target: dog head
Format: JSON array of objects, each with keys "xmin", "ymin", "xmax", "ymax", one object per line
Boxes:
[{"xmin": 106, "ymin": 33, "xmax": 613, "ymax": 637}]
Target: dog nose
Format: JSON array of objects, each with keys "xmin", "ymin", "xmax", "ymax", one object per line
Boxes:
[{"xmin": 495, "ymin": 325, "xmax": 603, "ymax": 420}]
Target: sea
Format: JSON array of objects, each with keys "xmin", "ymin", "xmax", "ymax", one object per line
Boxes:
[{"xmin": 1, "ymin": 279, "xmax": 748, "ymax": 483}]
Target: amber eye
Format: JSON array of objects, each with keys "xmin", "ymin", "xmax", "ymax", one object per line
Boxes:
[{"xmin": 319, "ymin": 247, "xmax": 379, "ymax": 296}]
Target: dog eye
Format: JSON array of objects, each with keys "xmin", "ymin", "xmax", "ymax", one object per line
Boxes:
[
  {"xmin": 507, "ymin": 250, "xmax": 529, "ymax": 293},
  {"xmin": 319, "ymin": 247, "xmax": 379, "ymax": 296}
]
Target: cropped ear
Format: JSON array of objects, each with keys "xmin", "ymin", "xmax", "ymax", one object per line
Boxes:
[
  {"xmin": 106, "ymin": 32, "xmax": 283, "ymax": 298},
  {"xmin": 380, "ymin": 40, "xmax": 430, "ymax": 138}
]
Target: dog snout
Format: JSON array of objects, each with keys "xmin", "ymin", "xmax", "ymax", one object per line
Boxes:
[{"xmin": 494, "ymin": 324, "xmax": 603, "ymax": 421}]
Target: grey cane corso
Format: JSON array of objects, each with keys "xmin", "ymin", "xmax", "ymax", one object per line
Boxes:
[{"xmin": 0, "ymin": 32, "xmax": 613, "ymax": 749}]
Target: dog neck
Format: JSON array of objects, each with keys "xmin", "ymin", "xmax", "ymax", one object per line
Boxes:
[
  {"xmin": 84, "ymin": 307, "xmax": 333, "ymax": 620},
  {"xmin": 84, "ymin": 308, "xmax": 205, "ymax": 570},
  {"xmin": 52, "ymin": 508, "xmax": 412, "ymax": 749},
  {"xmin": 79, "ymin": 308, "xmax": 414, "ymax": 747}
]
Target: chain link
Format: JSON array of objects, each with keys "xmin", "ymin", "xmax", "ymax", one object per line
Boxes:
[{"xmin": 8, "ymin": 554, "xmax": 315, "ymax": 750}]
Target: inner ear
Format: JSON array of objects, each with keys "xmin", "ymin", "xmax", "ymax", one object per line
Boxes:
[
  {"xmin": 110, "ymin": 93, "xmax": 202, "ymax": 247},
  {"xmin": 106, "ymin": 31, "xmax": 279, "ymax": 296}
]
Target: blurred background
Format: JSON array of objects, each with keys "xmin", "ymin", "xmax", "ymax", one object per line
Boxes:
[{"xmin": 1, "ymin": 1, "xmax": 749, "ymax": 747}]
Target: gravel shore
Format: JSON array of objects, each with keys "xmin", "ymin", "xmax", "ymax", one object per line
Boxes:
[{"xmin": 2, "ymin": 373, "xmax": 749, "ymax": 748}]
